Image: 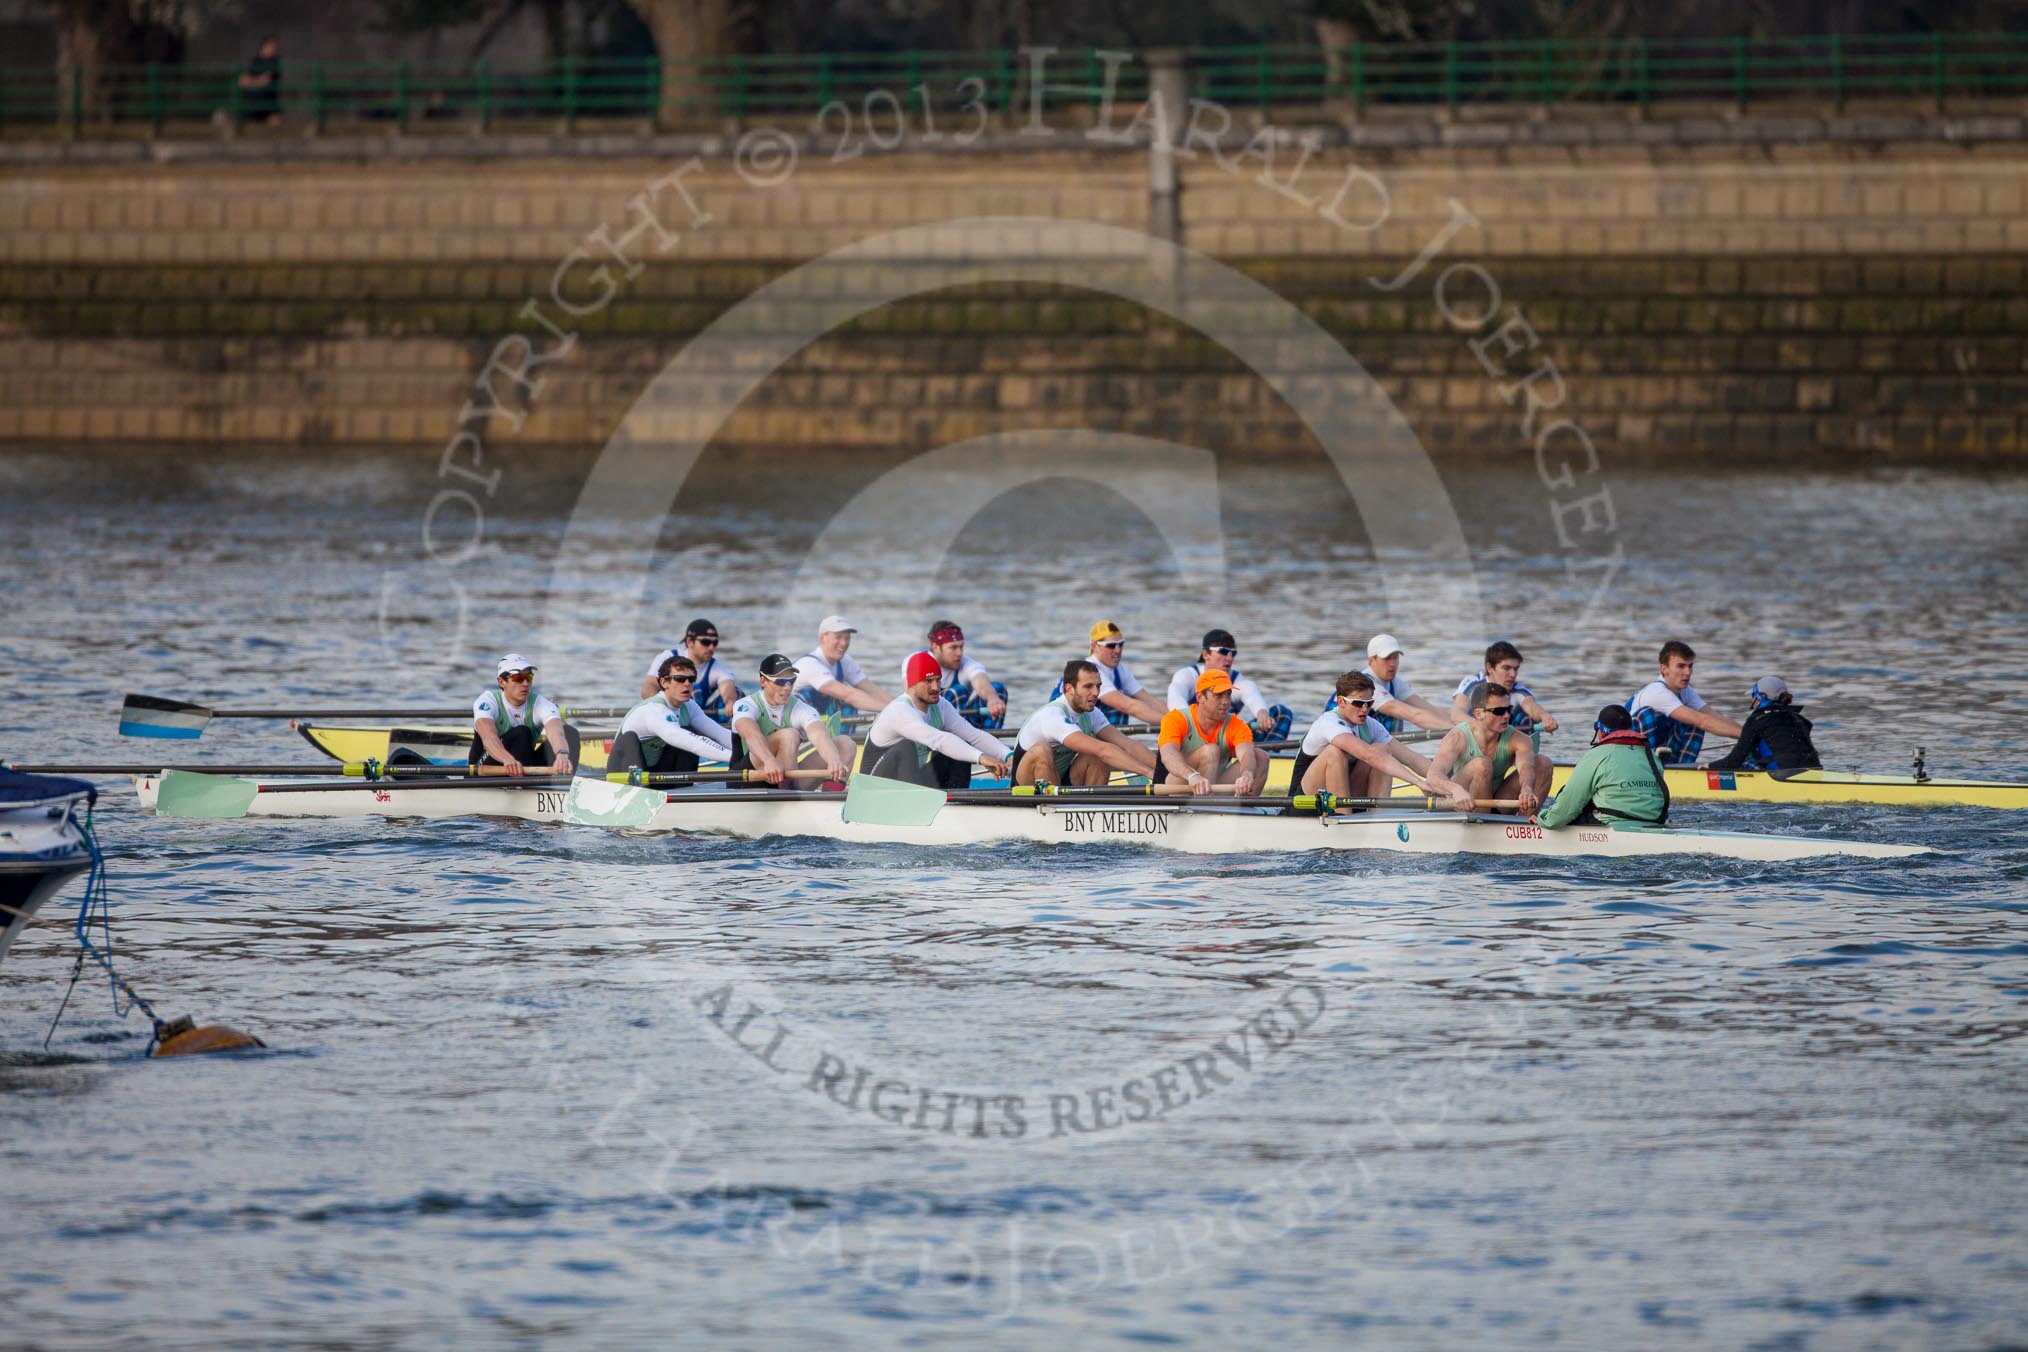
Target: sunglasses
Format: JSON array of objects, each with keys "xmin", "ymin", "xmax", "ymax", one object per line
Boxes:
[
  {"xmin": 1484, "ymin": 705, "xmax": 1514, "ymax": 717},
  {"xmin": 661, "ymin": 675, "xmax": 695, "ymax": 685},
  {"xmin": 1096, "ymin": 641, "xmax": 1124, "ymax": 651},
  {"xmin": 1208, "ymin": 646, "xmax": 1238, "ymax": 658},
  {"xmin": 1341, "ymin": 697, "xmax": 1374, "ymax": 709},
  {"xmin": 763, "ymin": 675, "xmax": 796, "ymax": 688},
  {"xmin": 501, "ymin": 670, "xmax": 534, "ymax": 681},
  {"xmin": 691, "ymin": 636, "xmax": 719, "ymax": 647}
]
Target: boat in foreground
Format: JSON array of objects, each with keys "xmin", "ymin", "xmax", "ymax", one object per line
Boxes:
[
  {"xmin": 294, "ymin": 724, "xmax": 2028, "ymax": 809},
  {"xmin": 0, "ymin": 772, "xmax": 96, "ymax": 965},
  {"xmin": 133, "ymin": 774, "xmax": 1930, "ymax": 863}
]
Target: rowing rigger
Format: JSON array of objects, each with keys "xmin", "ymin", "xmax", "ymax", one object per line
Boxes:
[{"xmin": 128, "ymin": 772, "xmax": 1931, "ymax": 863}]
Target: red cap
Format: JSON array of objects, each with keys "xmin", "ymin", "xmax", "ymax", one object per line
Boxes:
[{"xmin": 904, "ymin": 651, "xmax": 942, "ymax": 687}]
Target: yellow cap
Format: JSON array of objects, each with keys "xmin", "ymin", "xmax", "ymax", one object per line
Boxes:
[{"xmin": 1089, "ymin": 620, "xmax": 1124, "ymax": 643}]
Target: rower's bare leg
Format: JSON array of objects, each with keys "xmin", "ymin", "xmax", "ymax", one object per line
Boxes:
[
  {"xmin": 831, "ymin": 735, "xmax": 856, "ymax": 783},
  {"xmin": 1453, "ymin": 758, "xmax": 1495, "ymax": 808},
  {"xmin": 1223, "ymin": 743, "xmax": 1269, "ymax": 791},
  {"xmin": 1187, "ymin": 743, "xmax": 1228, "ymax": 787},
  {"xmin": 1067, "ymin": 752, "xmax": 1112, "ymax": 787},
  {"xmin": 766, "ymin": 728, "xmax": 805, "ymax": 788},
  {"xmin": 1347, "ymin": 757, "xmax": 1389, "ymax": 802},
  {"xmin": 1015, "ymin": 742, "xmax": 1055, "ymax": 787},
  {"xmin": 1301, "ymin": 745, "xmax": 1345, "ymax": 795},
  {"xmin": 1530, "ymin": 755, "xmax": 1554, "ymax": 802}
]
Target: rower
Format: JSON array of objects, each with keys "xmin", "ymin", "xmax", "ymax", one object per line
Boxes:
[
  {"xmin": 1292, "ymin": 671, "xmax": 1467, "ymax": 809},
  {"xmin": 793, "ymin": 615, "xmax": 891, "ymax": 718},
  {"xmin": 1704, "ymin": 676, "xmax": 1822, "ymax": 777},
  {"xmin": 470, "ymin": 653, "xmax": 575, "ymax": 778},
  {"xmin": 1535, "ymin": 705, "xmax": 1670, "ymax": 829},
  {"xmin": 611, "ymin": 655, "xmax": 733, "ymax": 781},
  {"xmin": 1156, "ymin": 670, "xmax": 1269, "ymax": 797},
  {"xmin": 1015, "ymin": 659, "xmax": 1158, "ymax": 788},
  {"xmin": 1449, "ymin": 640, "xmax": 1559, "ymax": 747},
  {"xmin": 1626, "ymin": 640, "xmax": 1743, "ymax": 766},
  {"xmin": 1357, "ymin": 634, "xmax": 1453, "ymax": 735},
  {"xmin": 730, "ymin": 653, "xmax": 852, "ymax": 787},
  {"xmin": 905, "ymin": 619, "xmax": 1008, "ymax": 729},
  {"xmin": 1069, "ymin": 620, "xmax": 1166, "ymax": 727},
  {"xmin": 639, "ymin": 618, "xmax": 739, "ymax": 715},
  {"xmin": 1166, "ymin": 628, "xmax": 1293, "ymax": 740},
  {"xmin": 864, "ymin": 651, "xmax": 1011, "ymax": 790},
  {"xmin": 1427, "ymin": 681, "xmax": 1549, "ymax": 815}
]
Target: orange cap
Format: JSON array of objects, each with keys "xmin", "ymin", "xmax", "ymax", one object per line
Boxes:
[{"xmin": 1195, "ymin": 669, "xmax": 1233, "ymax": 695}]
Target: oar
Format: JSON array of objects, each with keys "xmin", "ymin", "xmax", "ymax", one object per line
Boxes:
[
  {"xmin": 152, "ymin": 768, "xmax": 575, "ymax": 818},
  {"xmin": 601, "ymin": 769, "xmax": 832, "ymax": 786},
  {"xmin": 117, "ymin": 695, "xmax": 631, "ymax": 740},
  {"xmin": 8, "ymin": 761, "xmax": 569, "ymax": 780}
]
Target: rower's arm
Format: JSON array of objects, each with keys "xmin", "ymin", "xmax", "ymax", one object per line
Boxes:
[
  {"xmin": 541, "ymin": 717, "xmax": 573, "ymax": 770},
  {"xmin": 716, "ymin": 678, "xmax": 740, "ymax": 712},
  {"xmin": 1334, "ymin": 733, "xmax": 1428, "ymax": 790},
  {"xmin": 1672, "ymin": 705, "xmax": 1743, "ymax": 738},
  {"xmin": 474, "ymin": 718, "xmax": 515, "ymax": 766},
  {"xmin": 1383, "ymin": 697, "xmax": 1455, "ymax": 734},
  {"xmin": 815, "ymin": 678, "xmax": 887, "ymax": 715},
  {"xmin": 639, "ymin": 675, "xmax": 661, "ymax": 700},
  {"xmin": 805, "ymin": 720, "xmax": 847, "ymax": 773},
  {"xmin": 1521, "ymin": 694, "xmax": 1558, "ymax": 732},
  {"xmin": 1389, "ymin": 744, "xmax": 1433, "ymax": 777},
  {"xmin": 1157, "ymin": 738, "xmax": 1199, "ymax": 784},
  {"xmin": 968, "ymin": 671, "xmax": 1002, "ymax": 712},
  {"xmin": 1071, "ymin": 728, "xmax": 1151, "ymax": 775},
  {"xmin": 1449, "ymin": 690, "xmax": 1471, "ymax": 722},
  {"xmin": 1103, "ymin": 688, "xmax": 1167, "ymax": 725}
]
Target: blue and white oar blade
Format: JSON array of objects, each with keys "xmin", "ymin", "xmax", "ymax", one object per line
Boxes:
[
  {"xmin": 841, "ymin": 773, "xmax": 947, "ymax": 826},
  {"xmin": 119, "ymin": 695, "xmax": 211, "ymax": 739}
]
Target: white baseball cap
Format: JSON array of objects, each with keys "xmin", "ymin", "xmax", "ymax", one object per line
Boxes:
[
  {"xmin": 1367, "ymin": 634, "xmax": 1405, "ymax": 660},
  {"xmin": 496, "ymin": 652, "xmax": 536, "ymax": 676},
  {"xmin": 818, "ymin": 615, "xmax": 858, "ymax": 636}
]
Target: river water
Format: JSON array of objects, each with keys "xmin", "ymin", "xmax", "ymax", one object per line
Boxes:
[{"xmin": 1, "ymin": 446, "xmax": 2024, "ymax": 1349}]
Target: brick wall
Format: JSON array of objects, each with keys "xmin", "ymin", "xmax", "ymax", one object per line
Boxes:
[{"xmin": 2, "ymin": 137, "xmax": 2024, "ymax": 456}]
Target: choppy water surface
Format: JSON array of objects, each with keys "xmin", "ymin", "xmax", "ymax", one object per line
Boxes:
[{"xmin": 2, "ymin": 448, "xmax": 2025, "ymax": 1349}]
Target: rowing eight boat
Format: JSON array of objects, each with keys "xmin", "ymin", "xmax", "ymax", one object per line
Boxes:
[
  {"xmin": 293, "ymin": 722, "xmax": 2028, "ymax": 810},
  {"xmin": 131, "ymin": 774, "xmax": 1929, "ymax": 863}
]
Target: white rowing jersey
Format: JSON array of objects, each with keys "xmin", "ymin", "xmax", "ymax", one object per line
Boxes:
[
  {"xmin": 1628, "ymin": 678, "xmax": 1706, "ymax": 722},
  {"xmin": 1096, "ymin": 658, "xmax": 1144, "ymax": 699},
  {"xmin": 868, "ymin": 695, "xmax": 1004, "ymax": 764},
  {"xmin": 621, "ymin": 695, "xmax": 731, "ymax": 762},
  {"xmin": 644, "ymin": 650, "xmax": 736, "ymax": 704},
  {"xmin": 905, "ymin": 653, "xmax": 988, "ymax": 703},
  {"xmin": 731, "ymin": 691, "xmax": 823, "ymax": 738},
  {"xmin": 1300, "ymin": 708, "xmax": 1392, "ymax": 757},
  {"xmin": 1018, "ymin": 696, "xmax": 1108, "ymax": 752},
  {"xmin": 473, "ymin": 689, "xmax": 560, "ymax": 731},
  {"xmin": 794, "ymin": 650, "xmax": 868, "ymax": 715},
  {"xmin": 1168, "ymin": 663, "xmax": 1269, "ymax": 716}
]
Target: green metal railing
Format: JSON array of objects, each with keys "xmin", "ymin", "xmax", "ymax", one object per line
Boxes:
[{"xmin": 0, "ymin": 33, "xmax": 2020, "ymax": 138}]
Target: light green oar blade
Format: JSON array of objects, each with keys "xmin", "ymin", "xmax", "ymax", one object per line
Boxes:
[
  {"xmin": 155, "ymin": 769, "xmax": 259, "ymax": 819},
  {"xmin": 841, "ymin": 773, "xmax": 947, "ymax": 826},
  {"xmin": 564, "ymin": 777, "xmax": 663, "ymax": 829}
]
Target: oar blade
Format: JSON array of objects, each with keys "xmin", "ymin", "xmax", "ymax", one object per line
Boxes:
[
  {"xmin": 154, "ymin": 769, "xmax": 259, "ymax": 819},
  {"xmin": 841, "ymin": 774, "xmax": 947, "ymax": 827},
  {"xmin": 564, "ymin": 777, "xmax": 663, "ymax": 829},
  {"xmin": 119, "ymin": 695, "xmax": 211, "ymax": 740}
]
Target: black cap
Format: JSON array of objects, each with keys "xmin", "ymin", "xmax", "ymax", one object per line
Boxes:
[
  {"xmin": 759, "ymin": 653, "xmax": 796, "ymax": 680},
  {"xmin": 1202, "ymin": 628, "xmax": 1236, "ymax": 650},
  {"xmin": 685, "ymin": 617, "xmax": 718, "ymax": 639},
  {"xmin": 1595, "ymin": 704, "xmax": 1632, "ymax": 732}
]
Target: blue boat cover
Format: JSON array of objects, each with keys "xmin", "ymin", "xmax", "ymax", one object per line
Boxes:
[{"xmin": 0, "ymin": 771, "xmax": 95, "ymax": 808}]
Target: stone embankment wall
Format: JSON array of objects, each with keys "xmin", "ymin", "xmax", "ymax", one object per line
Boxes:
[{"xmin": 3, "ymin": 116, "xmax": 2026, "ymax": 457}]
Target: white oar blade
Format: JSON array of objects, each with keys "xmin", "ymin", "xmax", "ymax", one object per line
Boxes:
[
  {"xmin": 154, "ymin": 770, "xmax": 258, "ymax": 819},
  {"xmin": 564, "ymin": 777, "xmax": 662, "ymax": 829},
  {"xmin": 841, "ymin": 774, "xmax": 947, "ymax": 827},
  {"xmin": 119, "ymin": 695, "xmax": 211, "ymax": 740}
]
